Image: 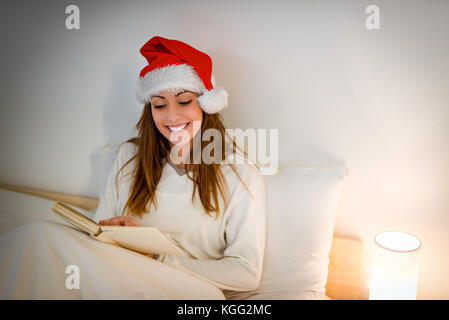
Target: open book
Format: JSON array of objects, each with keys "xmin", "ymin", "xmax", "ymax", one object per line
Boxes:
[{"xmin": 51, "ymin": 201, "xmax": 184, "ymax": 256}]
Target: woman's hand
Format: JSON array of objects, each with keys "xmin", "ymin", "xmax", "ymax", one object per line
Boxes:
[{"xmin": 98, "ymin": 216, "xmax": 139, "ymax": 226}]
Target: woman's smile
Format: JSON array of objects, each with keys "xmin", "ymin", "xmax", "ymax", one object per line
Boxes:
[{"xmin": 166, "ymin": 121, "xmax": 190, "ymax": 132}]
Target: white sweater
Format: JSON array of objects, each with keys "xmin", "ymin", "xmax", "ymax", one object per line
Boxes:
[{"xmin": 93, "ymin": 142, "xmax": 267, "ymax": 295}]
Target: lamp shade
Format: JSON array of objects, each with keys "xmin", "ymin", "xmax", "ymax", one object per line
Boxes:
[{"xmin": 369, "ymin": 231, "xmax": 421, "ymax": 300}]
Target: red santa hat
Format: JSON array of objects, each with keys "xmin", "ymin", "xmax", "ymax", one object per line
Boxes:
[{"xmin": 135, "ymin": 36, "xmax": 228, "ymax": 114}]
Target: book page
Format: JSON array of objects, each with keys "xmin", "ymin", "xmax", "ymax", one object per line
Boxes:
[
  {"xmin": 51, "ymin": 202, "xmax": 100, "ymax": 235},
  {"xmin": 100, "ymin": 226, "xmax": 184, "ymax": 255},
  {"xmin": 52, "ymin": 202, "xmax": 184, "ymax": 256}
]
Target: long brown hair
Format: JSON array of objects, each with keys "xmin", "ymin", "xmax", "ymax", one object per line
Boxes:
[{"xmin": 114, "ymin": 101, "xmax": 255, "ymax": 220}]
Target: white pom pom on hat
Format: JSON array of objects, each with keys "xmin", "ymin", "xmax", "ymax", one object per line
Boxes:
[{"xmin": 135, "ymin": 36, "xmax": 228, "ymax": 114}]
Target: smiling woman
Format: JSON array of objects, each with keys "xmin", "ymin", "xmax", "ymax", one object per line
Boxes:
[
  {"xmin": 86, "ymin": 37, "xmax": 267, "ymax": 298},
  {"xmin": 96, "ymin": 36, "xmax": 268, "ymax": 296}
]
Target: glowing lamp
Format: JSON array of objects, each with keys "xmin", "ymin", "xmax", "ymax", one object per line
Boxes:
[{"xmin": 369, "ymin": 231, "xmax": 421, "ymax": 300}]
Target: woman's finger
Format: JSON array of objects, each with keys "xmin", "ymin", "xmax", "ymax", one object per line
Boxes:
[
  {"xmin": 99, "ymin": 217, "xmax": 139, "ymax": 227},
  {"xmin": 111, "ymin": 217, "xmax": 121, "ymax": 225},
  {"xmin": 123, "ymin": 216, "xmax": 138, "ymax": 226}
]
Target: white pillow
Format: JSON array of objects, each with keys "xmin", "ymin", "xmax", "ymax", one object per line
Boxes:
[
  {"xmin": 95, "ymin": 142, "xmax": 121, "ymax": 196},
  {"xmin": 224, "ymin": 165, "xmax": 348, "ymax": 300}
]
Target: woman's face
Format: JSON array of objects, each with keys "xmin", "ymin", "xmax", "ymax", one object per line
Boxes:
[{"xmin": 150, "ymin": 90, "xmax": 203, "ymax": 147}]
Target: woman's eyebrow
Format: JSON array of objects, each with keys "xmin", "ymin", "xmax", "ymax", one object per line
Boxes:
[
  {"xmin": 175, "ymin": 90, "xmax": 193, "ymax": 96},
  {"xmin": 151, "ymin": 90, "xmax": 193, "ymax": 99}
]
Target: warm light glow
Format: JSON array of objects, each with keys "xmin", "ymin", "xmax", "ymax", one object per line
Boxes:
[
  {"xmin": 375, "ymin": 232, "xmax": 421, "ymax": 252},
  {"xmin": 369, "ymin": 231, "xmax": 421, "ymax": 300}
]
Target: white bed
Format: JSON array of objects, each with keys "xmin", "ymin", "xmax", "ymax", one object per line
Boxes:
[{"xmin": 0, "ymin": 164, "xmax": 362, "ymax": 300}]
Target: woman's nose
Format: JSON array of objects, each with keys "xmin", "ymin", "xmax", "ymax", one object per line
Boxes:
[{"xmin": 166, "ymin": 104, "xmax": 182, "ymax": 122}]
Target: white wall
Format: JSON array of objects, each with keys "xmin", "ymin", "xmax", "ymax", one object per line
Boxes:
[{"xmin": 0, "ymin": 0, "xmax": 448, "ymax": 299}]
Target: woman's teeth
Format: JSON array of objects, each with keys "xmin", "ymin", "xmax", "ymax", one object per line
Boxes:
[{"xmin": 168, "ymin": 122, "xmax": 189, "ymax": 132}]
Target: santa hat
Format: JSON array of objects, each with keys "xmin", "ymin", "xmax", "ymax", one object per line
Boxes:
[{"xmin": 135, "ymin": 36, "xmax": 228, "ymax": 114}]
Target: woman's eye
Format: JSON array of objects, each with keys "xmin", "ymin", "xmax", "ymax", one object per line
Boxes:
[
  {"xmin": 154, "ymin": 105, "xmax": 165, "ymax": 109},
  {"xmin": 179, "ymin": 100, "xmax": 192, "ymax": 105}
]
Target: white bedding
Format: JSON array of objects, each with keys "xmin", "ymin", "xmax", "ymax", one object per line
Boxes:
[
  {"xmin": 0, "ymin": 188, "xmax": 333, "ymax": 300},
  {"xmin": 0, "ymin": 189, "xmax": 225, "ymax": 299}
]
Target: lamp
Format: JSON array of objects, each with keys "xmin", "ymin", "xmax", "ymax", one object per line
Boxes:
[{"xmin": 369, "ymin": 231, "xmax": 421, "ymax": 300}]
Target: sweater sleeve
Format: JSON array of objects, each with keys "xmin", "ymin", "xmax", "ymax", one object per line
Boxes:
[{"xmin": 156, "ymin": 164, "xmax": 267, "ymax": 291}]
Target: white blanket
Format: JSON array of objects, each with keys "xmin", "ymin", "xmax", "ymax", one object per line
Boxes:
[{"xmin": 0, "ymin": 189, "xmax": 225, "ymax": 300}]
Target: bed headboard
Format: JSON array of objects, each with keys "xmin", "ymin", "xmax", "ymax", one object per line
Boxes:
[{"xmin": 0, "ymin": 184, "xmax": 362, "ymax": 300}]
